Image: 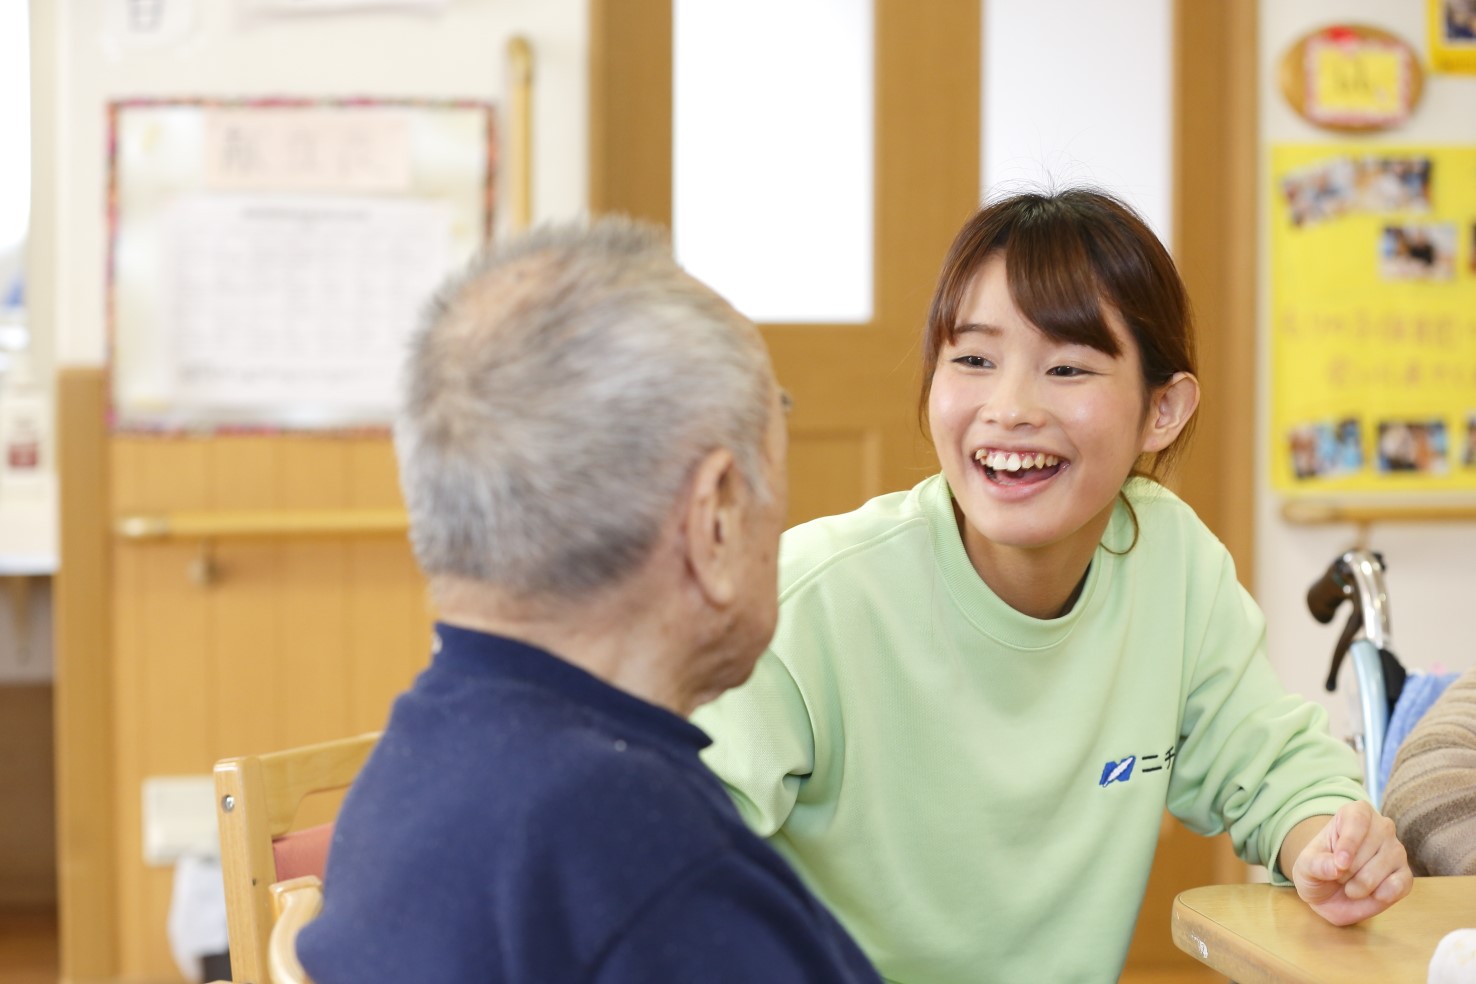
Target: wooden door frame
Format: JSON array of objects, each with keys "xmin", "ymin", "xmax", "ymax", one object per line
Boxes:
[
  {"xmin": 54, "ymin": 369, "xmax": 117, "ymax": 979},
  {"xmin": 592, "ymin": 0, "xmax": 982, "ymax": 507},
  {"xmin": 591, "ymin": 0, "xmax": 1257, "ymax": 576},
  {"xmin": 1172, "ymin": 0, "xmax": 1259, "ymax": 589}
]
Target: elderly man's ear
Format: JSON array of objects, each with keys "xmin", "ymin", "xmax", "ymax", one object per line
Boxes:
[{"xmin": 682, "ymin": 447, "xmax": 745, "ymax": 609}]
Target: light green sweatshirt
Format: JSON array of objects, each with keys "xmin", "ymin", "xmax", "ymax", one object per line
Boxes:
[{"xmin": 694, "ymin": 474, "xmax": 1365, "ymax": 984}]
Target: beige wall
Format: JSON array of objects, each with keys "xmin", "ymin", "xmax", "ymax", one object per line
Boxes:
[{"xmin": 1256, "ymin": 1, "xmax": 1476, "ymax": 743}]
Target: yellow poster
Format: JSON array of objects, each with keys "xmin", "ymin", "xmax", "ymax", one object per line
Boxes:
[
  {"xmin": 1307, "ymin": 36, "xmax": 1406, "ymax": 121},
  {"xmin": 1270, "ymin": 144, "xmax": 1476, "ymax": 494},
  {"xmin": 1429, "ymin": 0, "xmax": 1476, "ymax": 74}
]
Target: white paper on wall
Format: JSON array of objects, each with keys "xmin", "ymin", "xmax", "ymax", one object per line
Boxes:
[
  {"xmin": 158, "ymin": 194, "xmax": 449, "ymax": 423},
  {"xmin": 108, "ymin": 99, "xmax": 493, "ymax": 431}
]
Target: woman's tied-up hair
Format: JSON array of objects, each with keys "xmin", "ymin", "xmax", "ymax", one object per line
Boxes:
[{"xmin": 395, "ymin": 217, "xmax": 774, "ymax": 600}]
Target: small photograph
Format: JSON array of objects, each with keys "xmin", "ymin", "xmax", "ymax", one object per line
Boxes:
[
  {"xmin": 1463, "ymin": 415, "xmax": 1476, "ymax": 468},
  {"xmin": 1353, "ymin": 156, "xmax": 1433, "ymax": 213},
  {"xmin": 1376, "ymin": 419, "xmax": 1449, "ymax": 475},
  {"xmin": 1443, "ymin": 0, "xmax": 1476, "ymax": 43},
  {"xmin": 1378, "ymin": 223, "xmax": 1457, "ymax": 281},
  {"xmin": 1288, "ymin": 418, "xmax": 1363, "ymax": 480},
  {"xmin": 1281, "ymin": 158, "xmax": 1356, "ymax": 228}
]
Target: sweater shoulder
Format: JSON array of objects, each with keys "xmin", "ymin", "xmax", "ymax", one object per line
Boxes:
[
  {"xmin": 778, "ymin": 481, "xmax": 934, "ymax": 597},
  {"xmin": 1119, "ymin": 479, "xmax": 1228, "ymax": 565}
]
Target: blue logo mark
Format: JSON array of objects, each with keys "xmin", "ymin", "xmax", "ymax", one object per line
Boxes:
[{"xmin": 1099, "ymin": 756, "xmax": 1136, "ymax": 787}]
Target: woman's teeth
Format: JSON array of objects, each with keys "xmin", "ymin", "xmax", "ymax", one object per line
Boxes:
[{"xmin": 973, "ymin": 450, "xmax": 1060, "ymax": 472}]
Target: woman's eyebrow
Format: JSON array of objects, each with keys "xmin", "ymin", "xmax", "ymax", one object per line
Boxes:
[{"xmin": 951, "ymin": 322, "xmax": 1003, "ymax": 337}]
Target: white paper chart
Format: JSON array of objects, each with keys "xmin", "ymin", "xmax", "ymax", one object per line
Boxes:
[
  {"xmin": 108, "ymin": 99, "xmax": 493, "ymax": 431},
  {"xmin": 162, "ymin": 195, "xmax": 449, "ymax": 423}
]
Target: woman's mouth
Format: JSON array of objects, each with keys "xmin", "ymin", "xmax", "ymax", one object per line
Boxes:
[{"xmin": 973, "ymin": 448, "xmax": 1065, "ymax": 486}]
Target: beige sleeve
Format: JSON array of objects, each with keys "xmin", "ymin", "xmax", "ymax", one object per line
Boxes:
[{"xmin": 1381, "ymin": 669, "xmax": 1476, "ymax": 876}]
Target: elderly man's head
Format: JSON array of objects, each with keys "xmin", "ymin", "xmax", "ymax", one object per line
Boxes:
[{"xmin": 395, "ymin": 218, "xmax": 786, "ymax": 698}]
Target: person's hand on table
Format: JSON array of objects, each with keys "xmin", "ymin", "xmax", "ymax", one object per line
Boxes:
[{"xmin": 1286, "ymin": 801, "xmax": 1412, "ymax": 926}]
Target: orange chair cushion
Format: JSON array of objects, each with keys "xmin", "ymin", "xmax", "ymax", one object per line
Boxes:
[{"xmin": 272, "ymin": 823, "xmax": 335, "ymax": 882}]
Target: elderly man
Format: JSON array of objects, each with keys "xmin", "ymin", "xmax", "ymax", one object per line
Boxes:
[{"xmin": 296, "ymin": 220, "xmax": 880, "ymax": 983}]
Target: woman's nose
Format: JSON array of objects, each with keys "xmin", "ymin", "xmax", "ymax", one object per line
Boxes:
[{"xmin": 982, "ymin": 369, "xmax": 1044, "ymax": 427}]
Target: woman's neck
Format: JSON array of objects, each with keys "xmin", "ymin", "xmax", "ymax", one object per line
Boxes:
[{"xmin": 956, "ymin": 500, "xmax": 1114, "ymax": 619}]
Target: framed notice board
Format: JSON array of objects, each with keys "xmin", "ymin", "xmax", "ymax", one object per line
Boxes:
[
  {"xmin": 1270, "ymin": 143, "xmax": 1476, "ymax": 497},
  {"xmin": 107, "ymin": 98, "xmax": 496, "ymax": 432}
]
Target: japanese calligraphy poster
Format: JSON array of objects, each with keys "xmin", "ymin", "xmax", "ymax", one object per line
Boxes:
[{"xmin": 1271, "ymin": 144, "xmax": 1476, "ymax": 494}]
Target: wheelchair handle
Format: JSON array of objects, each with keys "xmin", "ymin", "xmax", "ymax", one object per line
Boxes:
[
  {"xmin": 1306, "ymin": 549, "xmax": 1394, "ymax": 692},
  {"xmin": 1306, "ymin": 558, "xmax": 1352, "ymax": 625},
  {"xmin": 1342, "ymin": 549, "xmax": 1392, "ymax": 652}
]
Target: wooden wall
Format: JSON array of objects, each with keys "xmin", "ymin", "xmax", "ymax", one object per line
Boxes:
[
  {"xmin": 59, "ymin": 370, "xmax": 433, "ymax": 979},
  {"xmin": 0, "ymin": 684, "xmax": 56, "ymax": 907}
]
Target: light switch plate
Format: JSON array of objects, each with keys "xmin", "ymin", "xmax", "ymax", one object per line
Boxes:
[{"xmin": 141, "ymin": 774, "xmax": 219, "ymax": 866}]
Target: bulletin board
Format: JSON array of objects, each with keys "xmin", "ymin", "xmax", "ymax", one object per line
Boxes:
[
  {"xmin": 1429, "ymin": 0, "xmax": 1476, "ymax": 75},
  {"xmin": 1270, "ymin": 144, "xmax": 1476, "ymax": 495},
  {"xmin": 107, "ymin": 98, "xmax": 496, "ymax": 432}
]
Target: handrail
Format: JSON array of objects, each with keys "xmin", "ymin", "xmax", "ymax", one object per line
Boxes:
[
  {"xmin": 114, "ymin": 509, "xmax": 408, "ymax": 542},
  {"xmin": 507, "ymin": 35, "xmax": 534, "ymax": 231},
  {"xmin": 1281, "ymin": 500, "xmax": 1476, "ymax": 525}
]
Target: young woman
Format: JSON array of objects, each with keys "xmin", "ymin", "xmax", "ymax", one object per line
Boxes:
[{"xmin": 694, "ymin": 189, "xmax": 1411, "ymax": 983}]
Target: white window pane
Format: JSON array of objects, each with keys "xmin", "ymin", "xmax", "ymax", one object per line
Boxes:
[
  {"xmin": 674, "ymin": 0, "xmax": 873, "ymax": 323},
  {"xmin": 982, "ymin": 0, "xmax": 1173, "ymax": 249}
]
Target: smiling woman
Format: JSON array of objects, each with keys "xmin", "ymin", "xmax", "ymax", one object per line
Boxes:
[
  {"xmin": 922, "ymin": 192, "xmax": 1201, "ymax": 614},
  {"xmin": 693, "ymin": 188, "xmax": 1413, "ymax": 984}
]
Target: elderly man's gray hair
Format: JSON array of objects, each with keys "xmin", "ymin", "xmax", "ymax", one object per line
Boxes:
[{"xmin": 395, "ymin": 217, "xmax": 774, "ymax": 599}]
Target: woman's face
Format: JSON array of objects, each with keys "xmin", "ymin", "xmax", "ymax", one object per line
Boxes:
[{"xmin": 928, "ymin": 253, "xmax": 1170, "ymax": 567}]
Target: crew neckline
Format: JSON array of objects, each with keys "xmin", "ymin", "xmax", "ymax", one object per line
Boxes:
[
  {"xmin": 921, "ymin": 474, "xmax": 1131, "ymax": 651},
  {"xmin": 429, "ymin": 621, "xmax": 713, "ymax": 752}
]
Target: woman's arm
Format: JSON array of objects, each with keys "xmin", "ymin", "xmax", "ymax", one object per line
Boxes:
[{"xmin": 693, "ymin": 650, "xmax": 817, "ymax": 836}]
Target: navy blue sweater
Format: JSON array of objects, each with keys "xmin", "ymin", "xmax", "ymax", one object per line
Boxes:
[{"xmin": 297, "ymin": 623, "xmax": 880, "ymax": 983}]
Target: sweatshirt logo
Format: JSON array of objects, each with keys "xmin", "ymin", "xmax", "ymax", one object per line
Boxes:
[
  {"xmin": 1099, "ymin": 745, "xmax": 1176, "ymax": 787},
  {"xmin": 1099, "ymin": 756, "xmax": 1135, "ymax": 786}
]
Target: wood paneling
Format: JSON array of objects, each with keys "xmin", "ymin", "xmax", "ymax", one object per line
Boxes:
[
  {"xmin": 0, "ymin": 685, "xmax": 56, "ymax": 907},
  {"xmin": 105, "ymin": 434, "xmax": 430, "ymax": 977},
  {"xmin": 787, "ymin": 430, "xmax": 883, "ymax": 529},
  {"xmin": 54, "ymin": 368, "xmax": 117, "ymax": 979},
  {"xmin": 591, "ymin": 0, "xmax": 973, "ymax": 522},
  {"xmin": 1173, "ymin": 0, "xmax": 1259, "ymax": 585},
  {"xmin": 53, "ymin": 392, "xmax": 430, "ymax": 977},
  {"xmin": 589, "ymin": 0, "xmax": 673, "ymax": 226}
]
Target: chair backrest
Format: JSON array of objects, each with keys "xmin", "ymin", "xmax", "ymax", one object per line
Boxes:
[{"xmin": 214, "ymin": 732, "xmax": 380, "ymax": 984}]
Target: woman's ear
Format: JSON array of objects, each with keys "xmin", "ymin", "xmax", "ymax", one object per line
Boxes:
[
  {"xmin": 682, "ymin": 447, "xmax": 742, "ymax": 608},
  {"xmin": 1141, "ymin": 371, "xmax": 1200, "ymax": 453}
]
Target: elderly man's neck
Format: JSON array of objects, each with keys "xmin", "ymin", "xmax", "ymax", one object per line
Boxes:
[{"xmin": 431, "ymin": 573, "xmax": 716, "ymax": 718}]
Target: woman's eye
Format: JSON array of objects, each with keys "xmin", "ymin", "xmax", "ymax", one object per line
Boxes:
[
  {"xmin": 952, "ymin": 355, "xmax": 992, "ymax": 369},
  {"xmin": 1047, "ymin": 365, "xmax": 1090, "ymax": 377}
]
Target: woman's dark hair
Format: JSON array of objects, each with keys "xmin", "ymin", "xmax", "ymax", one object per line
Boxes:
[{"xmin": 920, "ymin": 188, "xmax": 1198, "ymax": 481}]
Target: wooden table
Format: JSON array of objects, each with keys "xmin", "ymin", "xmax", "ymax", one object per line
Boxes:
[{"xmin": 1172, "ymin": 876, "xmax": 1476, "ymax": 983}]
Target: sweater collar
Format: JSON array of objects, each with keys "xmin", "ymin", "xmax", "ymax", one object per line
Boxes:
[
  {"xmin": 921, "ymin": 474, "xmax": 1127, "ymax": 650},
  {"xmin": 429, "ymin": 621, "xmax": 714, "ymax": 751}
]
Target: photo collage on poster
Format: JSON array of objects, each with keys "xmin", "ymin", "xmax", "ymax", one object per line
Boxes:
[{"xmin": 1278, "ymin": 151, "xmax": 1476, "ymax": 485}]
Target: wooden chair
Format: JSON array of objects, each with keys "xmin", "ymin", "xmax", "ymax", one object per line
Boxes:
[
  {"xmin": 214, "ymin": 732, "xmax": 380, "ymax": 984},
  {"xmin": 267, "ymin": 876, "xmax": 325, "ymax": 984}
]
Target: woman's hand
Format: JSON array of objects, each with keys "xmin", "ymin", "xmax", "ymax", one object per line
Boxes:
[{"xmin": 1288, "ymin": 801, "xmax": 1412, "ymax": 926}]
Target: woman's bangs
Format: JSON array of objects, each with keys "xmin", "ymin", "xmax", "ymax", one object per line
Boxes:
[{"xmin": 1004, "ymin": 223, "xmax": 1122, "ymax": 357}]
